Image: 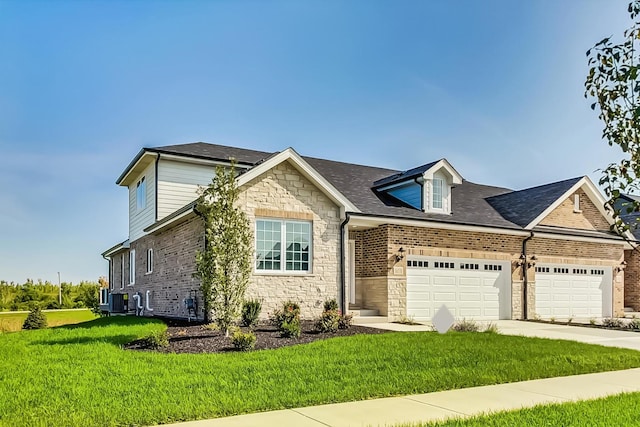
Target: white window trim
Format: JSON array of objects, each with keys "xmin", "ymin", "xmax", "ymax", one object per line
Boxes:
[
  {"xmin": 129, "ymin": 250, "xmax": 136, "ymax": 285},
  {"xmin": 432, "ymin": 178, "xmax": 444, "ymax": 210},
  {"xmin": 573, "ymin": 194, "xmax": 582, "ymax": 213},
  {"xmin": 254, "ymin": 219, "xmax": 313, "ymax": 275},
  {"xmin": 120, "ymin": 253, "xmax": 125, "ymax": 290},
  {"xmin": 146, "ymin": 248, "xmax": 153, "ymax": 274},
  {"xmin": 136, "ymin": 177, "xmax": 146, "ymax": 212}
]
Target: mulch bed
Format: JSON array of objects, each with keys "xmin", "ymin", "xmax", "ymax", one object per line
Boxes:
[{"xmin": 125, "ymin": 319, "xmax": 389, "ymax": 354}]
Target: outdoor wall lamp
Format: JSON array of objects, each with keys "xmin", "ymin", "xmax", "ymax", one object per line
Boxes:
[
  {"xmin": 516, "ymin": 254, "xmax": 526, "ymax": 267},
  {"xmin": 616, "ymin": 261, "xmax": 627, "ymax": 273},
  {"xmin": 528, "ymin": 255, "xmax": 537, "ymax": 268},
  {"xmin": 395, "ymin": 247, "xmax": 405, "ymax": 263}
]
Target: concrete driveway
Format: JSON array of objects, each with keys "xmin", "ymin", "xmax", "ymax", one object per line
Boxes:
[
  {"xmin": 495, "ymin": 320, "xmax": 640, "ymax": 351},
  {"xmin": 364, "ymin": 320, "xmax": 640, "ymax": 351}
]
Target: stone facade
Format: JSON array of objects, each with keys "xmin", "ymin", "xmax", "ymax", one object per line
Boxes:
[
  {"xmin": 351, "ymin": 224, "xmax": 626, "ymax": 320},
  {"xmin": 238, "ymin": 160, "xmax": 342, "ymax": 319},
  {"xmin": 111, "ymin": 216, "xmax": 205, "ymax": 319},
  {"xmin": 625, "ymin": 249, "xmax": 640, "ymax": 311}
]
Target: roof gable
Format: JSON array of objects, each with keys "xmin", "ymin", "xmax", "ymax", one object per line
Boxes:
[{"xmin": 486, "ymin": 177, "xmax": 583, "ymax": 228}]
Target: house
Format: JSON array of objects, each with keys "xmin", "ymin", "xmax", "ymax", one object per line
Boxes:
[{"xmin": 101, "ymin": 142, "xmax": 635, "ymax": 322}]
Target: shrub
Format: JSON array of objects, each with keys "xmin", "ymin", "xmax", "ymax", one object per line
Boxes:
[
  {"xmin": 602, "ymin": 317, "xmax": 624, "ymax": 328},
  {"xmin": 628, "ymin": 318, "xmax": 640, "ymax": 331},
  {"xmin": 271, "ymin": 301, "xmax": 301, "ymax": 338},
  {"xmin": 323, "ymin": 299, "xmax": 339, "ymax": 312},
  {"xmin": 395, "ymin": 315, "xmax": 419, "ymax": 325},
  {"xmin": 231, "ymin": 330, "xmax": 256, "ymax": 351},
  {"xmin": 201, "ymin": 322, "xmax": 219, "ymax": 331},
  {"xmin": 316, "ymin": 310, "xmax": 340, "ymax": 333},
  {"xmin": 143, "ymin": 330, "xmax": 169, "ymax": 349},
  {"xmin": 280, "ymin": 319, "xmax": 301, "ymax": 338},
  {"xmin": 484, "ymin": 322, "xmax": 499, "ymax": 334},
  {"xmin": 452, "ymin": 319, "xmax": 480, "ymax": 332},
  {"xmin": 339, "ymin": 313, "xmax": 353, "ymax": 329},
  {"xmin": 271, "ymin": 301, "xmax": 300, "ymax": 326},
  {"xmin": 241, "ymin": 299, "xmax": 262, "ymax": 328},
  {"xmin": 22, "ymin": 306, "xmax": 47, "ymax": 330}
]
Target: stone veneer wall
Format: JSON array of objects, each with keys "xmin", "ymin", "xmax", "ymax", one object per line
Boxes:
[
  {"xmin": 352, "ymin": 224, "xmax": 626, "ymax": 320},
  {"xmin": 115, "ymin": 216, "xmax": 205, "ymax": 319},
  {"xmin": 238, "ymin": 160, "xmax": 342, "ymax": 319},
  {"xmin": 625, "ymin": 249, "xmax": 640, "ymax": 311}
]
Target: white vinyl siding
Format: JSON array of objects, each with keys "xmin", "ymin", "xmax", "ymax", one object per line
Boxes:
[
  {"xmin": 129, "ymin": 162, "xmax": 156, "ymax": 242},
  {"xmin": 157, "ymin": 159, "xmax": 217, "ymax": 220},
  {"xmin": 129, "ymin": 250, "xmax": 136, "ymax": 285}
]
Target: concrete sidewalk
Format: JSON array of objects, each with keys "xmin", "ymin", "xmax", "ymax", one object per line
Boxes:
[{"xmin": 165, "ymin": 368, "xmax": 640, "ymax": 427}]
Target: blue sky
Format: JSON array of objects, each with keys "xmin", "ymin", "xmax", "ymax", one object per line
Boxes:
[{"xmin": 0, "ymin": 0, "xmax": 631, "ymax": 284}]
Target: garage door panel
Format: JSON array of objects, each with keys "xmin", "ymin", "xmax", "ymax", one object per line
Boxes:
[
  {"xmin": 407, "ymin": 257, "xmax": 511, "ymax": 321},
  {"xmin": 535, "ymin": 266, "xmax": 612, "ymax": 319}
]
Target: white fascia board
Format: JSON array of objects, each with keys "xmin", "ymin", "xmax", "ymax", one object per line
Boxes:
[
  {"xmin": 348, "ymin": 214, "xmax": 529, "ymax": 236},
  {"xmin": 102, "ymin": 240, "xmax": 130, "ymax": 258},
  {"xmin": 422, "ymin": 159, "xmax": 463, "ymax": 184},
  {"xmin": 533, "ymin": 230, "xmax": 629, "ymax": 246},
  {"xmin": 116, "ymin": 151, "xmax": 156, "ymax": 186},
  {"xmin": 525, "ymin": 176, "xmax": 618, "ymax": 230},
  {"xmin": 157, "ymin": 153, "xmax": 251, "ymax": 169},
  {"xmin": 236, "ymin": 148, "xmax": 360, "ymax": 213}
]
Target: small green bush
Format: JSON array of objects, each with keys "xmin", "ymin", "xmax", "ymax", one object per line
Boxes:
[
  {"xmin": 316, "ymin": 310, "xmax": 340, "ymax": 333},
  {"xmin": 143, "ymin": 330, "xmax": 169, "ymax": 349},
  {"xmin": 323, "ymin": 299, "xmax": 339, "ymax": 312},
  {"xmin": 271, "ymin": 301, "xmax": 302, "ymax": 338},
  {"xmin": 231, "ymin": 330, "xmax": 256, "ymax": 351},
  {"xmin": 339, "ymin": 313, "xmax": 353, "ymax": 329},
  {"xmin": 280, "ymin": 319, "xmax": 301, "ymax": 338},
  {"xmin": 241, "ymin": 299, "xmax": 262, "ymax": 328},
  {"xmin": 271, "ymin": 301, "xmax": 300, "ymax": 326},
  {"xmin": 452, "ymin": 319, "xmax": 480, "ymax": 332},
  {"xmin": 22, "ymin": 306, "xmax": 48, "ymax": 330},
  {"xmin": 602, "ymin": 317, "xmax": 624, "ymax": 328}
]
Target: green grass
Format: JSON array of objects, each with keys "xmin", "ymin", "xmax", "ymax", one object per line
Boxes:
[
  {"xmin": 407, "ymin": 392, "xmax": 640, "ymax": 426},
  {"xmin": 0, "ymin": 309, "xmax": 97, "ymax": 332},
  {"xmin": 3, "ymin": 317, "xmax": 640, "ymax": 426}
]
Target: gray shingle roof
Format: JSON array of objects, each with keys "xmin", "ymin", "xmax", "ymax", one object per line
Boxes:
[
  {"xmin": 485, "ymin": 177, "xmax": 582, "ymax": 228},
  {"xmin": 145, "ymin": 143, "xmax": 601, "ymax": 234},
  {"xmin": 372, "ymin": 160, "xmax": 441, "ymax": 188},
  {"xmin": 150, "ymin": 142, "xmax": 271, "ymax": 165}
]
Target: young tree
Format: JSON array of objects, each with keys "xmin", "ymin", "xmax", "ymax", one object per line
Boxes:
[
  {"xmin": 585, "ymin": 1, "xmax": 640, "ymax": 232},
  {"xmin": 194, "ymin": 162, "xmax": 253, "ymax": 336}
]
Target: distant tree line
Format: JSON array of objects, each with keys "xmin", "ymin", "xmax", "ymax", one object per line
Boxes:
[{"xmin": 0, "ymin": 279, "xmax": 105, "ymax": 312}]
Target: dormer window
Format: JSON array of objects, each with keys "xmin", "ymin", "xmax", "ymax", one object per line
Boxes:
[{"xmin": 432, "ymin": 178, "xmax": 443, "ymax": 209}]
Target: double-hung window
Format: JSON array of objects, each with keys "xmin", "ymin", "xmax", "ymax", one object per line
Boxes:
[
  {"xmin": 136, "ymin": 177, "xmax": 146, "ymax": 211},
  {"xmin": 432, "ymin": 178, "xmax": 443, "ymax": 209},
  {"xmin": 256, "ymin": 219, "xmax": 311, "ymax": 272},
  {"xmin": 129, "ymin": 250, "xmax": 136, "ymax": 285},
  {"xmin": 146, "ymin": 248, "xmax": 153, "ymax": 274}
]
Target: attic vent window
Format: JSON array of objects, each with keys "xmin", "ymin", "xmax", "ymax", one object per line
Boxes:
[{"xmin": 573, "ymin": 194, "xmax": 581, "ymax": 213}]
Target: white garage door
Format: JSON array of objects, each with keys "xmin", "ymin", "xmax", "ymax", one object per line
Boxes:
[
  {"xmin": 535, "ymin": 265, "xmax": 612, "ymax": 319},
  {"xmin": 406, "ymin": 257, "xmax": 511, "ymax": 321}
]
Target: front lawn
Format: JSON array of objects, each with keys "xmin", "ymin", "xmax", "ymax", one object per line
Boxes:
[
  {"xmin": 411, "ymin": 392, "xmax": 640, "ymax": 427},
  {"xmin": 3, "ymin": 317, "xmax": 640, "ymax": 426},
  {"xmin": 0, "ymin": 308, "xmax": 97, "ymax": 332}
]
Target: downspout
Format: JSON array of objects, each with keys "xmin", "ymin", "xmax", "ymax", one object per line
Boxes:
[
  {"xmin": 145, "ymin": 290, "xmax": 154, "ymax": 312},
  {"xmin": 522, "ymin": 231, "xmax": 534, "ymax": 320},
  {"xmin": 340, "ymin": 212, "xmax": 351, "ymax": 314}
]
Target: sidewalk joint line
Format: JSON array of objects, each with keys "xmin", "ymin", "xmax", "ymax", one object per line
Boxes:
[
  {"xmin": 402, "ymin": 396, "xmax": 470, "ymax": 416},
  {"xmin": 290, "ymin": 409, "xmax": 333, "ymax": 426}
]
